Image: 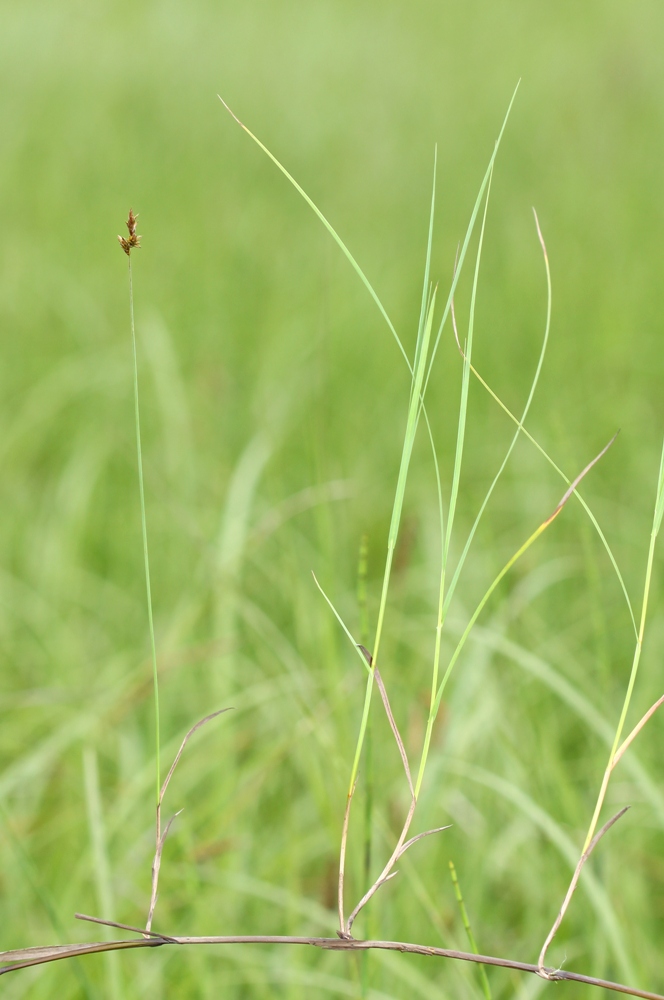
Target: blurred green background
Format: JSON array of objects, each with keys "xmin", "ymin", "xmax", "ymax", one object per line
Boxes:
[{"xmin": 2, "ymin": 1, "xmax": 664, "ymax": 997}]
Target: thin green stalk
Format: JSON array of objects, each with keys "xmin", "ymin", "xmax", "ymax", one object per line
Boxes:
[
  {"xmin": 442, "ymin": 209, "xmax": 550, "ymax": 623},
  {"xmin": 218, "ymin": 97, "xmax": 410, "ymax": 372},
  {"xmin": 538, "ymin": 440, "xmax": 663, "ymax": 970},
  {"xmin": 419, "ymin": 511, "xmax": 550, "ymax": 795},
  {"xmin": 129, "ymin": 259, "xmax": 160, "ymax": 804},
  {"xmin": 442, "ymin": 164, "xmax": 494, "ymax": 574},
  {"xmin": 348, "ymin": 288, "xmax": 437, "ymax": 795},
  {"xmin": 346, "ymin": 547, "xmax": 393, "ymax": 792},
  {"xmin": 449, "ymin": 861, "xmax": 491, "ymax": 1000},
  {"xmin": 357, "ymin": 537, "xmax": 372, "ymax": 997},
  {"xmin": 357, "ymin": 536, "xmax": 373, "ymax": 896},
  {"xmin": 357, "ymin": 534, "xmax": 370, "ymax": 646},
  {"xmin": 422, "ymin": 82, "xmax": 520, "ymax": 402},
  {"xmin": 336, "ymin": 284, "xmax": 436, "ymax": 934},
  {"xmin": 415, "ymin": 170, "xmax": 497, "ymax": 799},
  {"xmin": 416, "ymin": 212, "xmax": 550, "ymax": 799},
  {"xmin": 411, "ymin": 148, "xmax": 437, "ymax": 398},
  {"xmin": 580, "ymin": 434, "xmax": 664, "ymax": 852}
]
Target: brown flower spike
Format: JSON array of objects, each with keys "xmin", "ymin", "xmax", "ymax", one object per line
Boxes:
[{"xmin": 118, "ymin": 209, "xmax": 141, "ymax": 255}]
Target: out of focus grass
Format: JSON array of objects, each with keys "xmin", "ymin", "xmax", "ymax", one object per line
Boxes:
[{"xmin": 1, "ymin": 1, "xmax": 664, "ymax": 997}]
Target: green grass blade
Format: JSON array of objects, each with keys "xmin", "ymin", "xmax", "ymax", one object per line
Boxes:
[
  {"xmin": 311, "ymin": 571, "xmax": 371, "ymax": 675},
  {"xmin": 357, "ymin": 536, "xmax": 374, "ymax": 996},
  {"xmin": 409, "ymin": 93, "xmax": 520, "ymax": 801},
  {"xmin": 412, "ymin": 147, "xmax": 437, "ymax": 387},
  {"xmin": 441, "ymin": 209, "xmax": 551, "ymax": 621},
  {"xmin": 431, "ymin": 434, "xmax": 616, "ymax": 722},
  {"xmin": 653, "ymin": 435, "xmax": 664, "ymax": 535},
  {"xmin": 581, "ymin": 433, "xmax": 664, "ymax": 852},
  {"xmin": 415, "ymin": 163, "xmax": 496, "ymax": 799},
  {"xmin": 415, "ymin": 204, "xmax": 544, "ymax": 799},
  {"xmin": 422, "ymin": 81, "xmax": 520, "ymax": 401},
  {"xmin": 218, "ymin": 97, "xmax": 411, "ymax": 371},
  {"xmin": 416, "ymin": 160, "xmax": 445, "ymax": 550},
  {"xmin": 346, "ymin": 289, "xmax": 439, "ymax": 798},
  {"xmin": 466, "ymin": 360, "xmax": 636, "ymax": 636},
  {"xmin": 414, "ymin": 163, "xmax": 501, "ymax": 800},
  {"xmin": 443, "ymin": 163, "xmax": 494, "ymax": 573},
  {"xmin": 387, "ymin": 287, "xmax": 438, "ymax": 552}
]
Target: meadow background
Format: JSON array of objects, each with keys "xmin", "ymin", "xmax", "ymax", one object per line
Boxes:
[{"xmin": 2, "ymin": 1, "xmax": 664, "ymax": 997}]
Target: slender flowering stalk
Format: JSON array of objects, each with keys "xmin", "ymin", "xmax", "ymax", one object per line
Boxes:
[{"xmin": 118, "ymin": 211, "xmax": 160, "ymax": 804}]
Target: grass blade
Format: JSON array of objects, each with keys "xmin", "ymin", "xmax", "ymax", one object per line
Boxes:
[
  {"xmin": 460, "ymin": 350, "xmax": 636, "ymax": 633},
  {"xmin": 218, "ymin": 97, "xmax": 410, "ymax": 370},
  {"xmin": 431, "ymin": 434, "xmax": 617, "ymax": 721},
  {"xmin": 412, "ymin": 147, "xmax": 437, "ymax": 389},
  {"xmin": 441, "ymin": 209, "xmax": 551, "ymax": 621},
  {"xmin": 442, "ymin": 163, "xmax": 494, "ymax": 573},
  {"xmin": 422, "ymin": 81, "xmax": 521, "ymax": 400},
  {"xmin": 311, "ymin": 571, "xmax": 371, "ymax": 674}
]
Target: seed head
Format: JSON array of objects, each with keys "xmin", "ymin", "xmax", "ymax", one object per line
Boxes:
[{"xmin": 118, "ymin": 209, "xmax": 141, "ymax": 255}]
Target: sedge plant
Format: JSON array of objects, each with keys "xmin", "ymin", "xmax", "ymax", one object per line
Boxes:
[
  {"xmin": 2, "ymin": 98, "xmax": 664, "ymax": 1000},
  {"xmin": 214, "ymin": 90, "xmax": 663, "ymax": 992},
  {"xmin": 118, "ymin": 210, "xmax": 160, "ymax": 809},
  {"xmin": 118, "ymin": 212, "xmax": 230, "ymax": 937},
  {"xmin": 245, "ymin": 87, "xmax": 627, "ymax": 949}
]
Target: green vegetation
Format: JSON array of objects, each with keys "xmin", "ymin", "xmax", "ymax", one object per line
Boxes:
[{"xmin": 2, "ymin": 2, "xmax": 664, "ymax": 996}]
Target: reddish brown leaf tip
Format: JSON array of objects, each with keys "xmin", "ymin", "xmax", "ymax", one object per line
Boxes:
[
  {"xmin": 551, "ymin": 430, "xmax": 619, "ymax": 518},
  {"xmin": 357, "ymin": 644, "xmax": 373, "ymax": 666}
]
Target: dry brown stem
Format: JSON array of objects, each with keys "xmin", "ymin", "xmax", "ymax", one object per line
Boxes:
[
  {"xmin": 337, "ymin": 779, "xmax": 356, "ymax": 938},
  {"xmin": 343, "ymin": 666, "xmax": 450, "ymax": 937},
  {"xmin": 145, "ymin": 710, "xmax": 231, "ymax": 932},
  {"xmin": 2, "ymin": 931, "xmax": 662, "ymax": 999},
  {"xmin": 76, "ymin": 913, "xmax": 179, "ymax": 944},
  {"xmin": 374, "ymin": 668, "xmax": 413, "ymax": 797}
]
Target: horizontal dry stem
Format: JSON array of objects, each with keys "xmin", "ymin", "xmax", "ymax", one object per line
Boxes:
[{"xmin": 1, "ymin": 932, "xmax": 662, "ymax": 999}]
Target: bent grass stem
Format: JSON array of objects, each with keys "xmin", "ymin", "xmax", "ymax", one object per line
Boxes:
[
  {"xmin": 4, "ymin": 929, "xmax": 663, "ymax": 999},
  {"xmin": 538, "ymin": 435, "xmax": 664, "ymax": 970}
]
